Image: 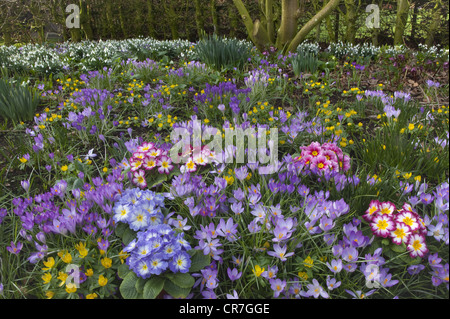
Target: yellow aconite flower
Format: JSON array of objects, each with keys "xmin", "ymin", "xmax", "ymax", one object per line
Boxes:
[
  {"xmin": 85, "ymin": 268, "xmax": 94, "ymax": 277},
  {"xmin": 119, "ymin": 250, "xmax": 129, "ymax": 264},
  {"xmin": 86, "ymin": 293, "xmax": 98, "ymax": 299},
  {"xmin": 75, "ymin": 242, "xmax": 88, "ymax": 258},
  {"xmin": 101, "ymin": 257, "xmax": 112, "ymax": 269},
  {"xmin": 408, "ymin": 123, "xmax": 415, "ymax": 131},
  {"xmin": 57, "ymin": 272, "xmax": 69, "ymax": 286},
  {"xmin": 98, "ymin": 275, "xmax": 108, "ymax": 287},
  {"xmin": 19, "ymin": 157, "xmax": 28, "ymax": 163},
  {"xmin": 59, "ymin": 251, "xmax": 72, "ymax": 264},
  {"xmin": 224, "ymin": 175, "xmax": 234, "ymax": 186},
  {"xmin": 42, "ymin": 273, "xmax": 52, "ymax": 284},
  {"xmin": 42, "ymin": 257, "xmax": 55, "ymax": 271},
  {"xmin": 252, "ymin": 265, "xmax": 265, "ymax": 277},
  {"xmin": 298, "ymin": 271, "xmax": 309, "ymax": 281},
  {"xmin": 65, "ymin": 283, "xmax": 77, "ymax": 294},
  {"xmin": 45, "ymin": 291, "xmax": 54, "ymax": 299},
  {"xmin": 303, "ymin": 256, "xmax": 314, "ymax": 268},
  {"xmin": 61, "ymin": 165, "xmax": 68, "ymax": 172}
]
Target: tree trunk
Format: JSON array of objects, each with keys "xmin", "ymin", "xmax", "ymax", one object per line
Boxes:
[
  {"xmin": 276, "ymin": 0, "xmax": 299, "ymax": 49},
  {"xmin": 410, "ymin": 2, "xmax": 417, "ymax": 43},
  {"xmin": 194, "ymin": 0, "xmax": 205, "ymax": 38},
  {"xmin": 118, "ymin": 3, "xmax": 128, "ymax": 38},
  {"xmin": 334, "ymin": 8, "xmax": 340, "ymax": 42},
  {"xmin": 80, "ymin": 0, "xmax": 94, "ymax": 40},
  {"xmin": 228, "ymin": 0, "xmax": 238, "ymax": 38},
  {"xmin": 425, "ymin": 0, "xmax": 442, "ymax": 46},
  {"xmin": 211, "ymin": 0, "xmax": 219, "ymax": 34},
  {"xmin": 287, "ymin": 0, "xmax": 340, "ymax": 52},
  {"xmin": 232, "ymin": 0, "xmax": 259, "ymax": 47},
  {"xmin": 147, "ymin": 0, "xmax": 156, "ymax": 38},
  {"xmin": 344, "ymin": 0, "xmax": 357, "ymax": 44},
  {"xmin": 394, "ymin": 0, "xmax": 410, "ymax": 45},
  {"xmin": 266, "ymin": 0, "xmax": 275, "ymax": 43},
  {"xmin": 164, "ymin": 0, "xmax": 179, "ymax": 39}
]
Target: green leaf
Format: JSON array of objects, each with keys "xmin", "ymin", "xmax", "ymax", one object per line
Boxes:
[
  {"xmin": 122, "ymin": 227, "xmax": 137, "ymax": 246},
  {"xmin": 115, "ymin": 222, "xmax": 129, "ymax": 238},
  {"xmin": 135, "ymin": 277, "xmax": 146, "ymax": 294},
  {"xmin": 72, "ymin": 178, "xmax": 84, "ymax": 191},
  {"xmin": 165, "ymin": 273, "xmax": 195, "ymax": 289},
  {"xmin": 381, "ymin": 239, "xmax": 390, "ymax": 246},
  {"xmin": 143, "ymin": 277, "xmax": 166, "ymax": 299},
  {"xmin": 390, "ymin": 243, "xmax": 407, "ymax": 253},
  {"xmin": 163, "ymin": 279, "xmax": 191, "ymax": 299},
  {"xmin": 118, "ymin": 263, "xmax": 131, "ymax": 279},
  {"xmin": 119, "ymin": 272, "xmax": 140, "ymax": 299},
  {"xmin": 188, "ymin": 250, "xmax": 211, "ymax": 273},
  {"xmin": 146, "ymin": 173, "xmax": 168, "ymax": 189},
  {"xmin": 74, "ymin": 160, "xmax": 85, "ymax": 173}
]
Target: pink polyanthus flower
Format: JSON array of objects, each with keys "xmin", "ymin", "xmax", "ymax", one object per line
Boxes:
[
  {"xmin": 301, "ymin": 141, "xmax": 322, "ymax": 158},
  {"xmin": 310, "ymin": 155, "xmax": 330, "ymax": 171},
  {"xmin": 363, "ymin": 200, "xmax": 381, "ymax": 222},
  {"xmin": 407, "ymin": 234, "xmax": 428, "ymax": 258},
  {"xmin": 395, "ymin": 211, "xmax": 420, "ymax": 232},
  {"xmin": 378, "ymin": 201, "xmax": 396, "ymax": 216},
  {"xmin": 157, "ymin": 156, "xmax": 173, "ymax": 174},
  {"xmin": 298, "ymin": 142, "xmax": 350, "ymax": 173},
  {"xmin": 370, "ymin": 214, "xmax": 395, "ymax": 238},
  {"xmin": 132, "ymin": 170, "xmax": 147, "ymax": 188},
  {"xmin": 129, "ymin": 158, "xmax": 143, "ymax": 172},
  {"xmin": 390, "ymin": 222, "xmax": 411, "ymax": 245},
  {"xmin": 143, "ymin": 157, "xmax": 157, "ymax": 170}
]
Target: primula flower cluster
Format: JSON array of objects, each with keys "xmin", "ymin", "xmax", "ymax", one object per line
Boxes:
[
  {"xmin": 126, "ymin": 142, "xmax": 174, "ymax": 188},
  {"xmin": 113, "ymin": 188, "xmax": 166, "ymax": 231},
  {"xmin": 124, "ymin": 224, "xmax": 192, "ymax": 279},
  {"xmin": 363, "ymin": 200, "xmax": 429, "ymax": 258},
  {"xmin": 295, "ymin": 142, "xmax": 351, "ymax": 173}
]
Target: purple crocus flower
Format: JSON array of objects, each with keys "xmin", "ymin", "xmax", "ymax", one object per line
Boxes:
[
  {"xmin": 267, "ymin": 244, "xmax": 294, "ymax": 261},
  {"xmin": 326, "ymin": 276, "xmax": 341, "ymax": 290},
  {"xmin": 7, "ymin": 241, "xmax": 23, "ymax": 255},
  {"xmin": 305, "ymin": 279, "xmax": 328, "ymax": 298},
  {"xmin": 216, "ymin": 218, "xmax": 238, "ymax": 242},
  {"xmin": 270, "ymin": 278, "xmax": 287, "ymax": 298},
  {"xmin": 227, "ymin": 268, "xmax": 242, "ymax": 281},
  {"xmin": 326, "ymin": 259, "xmax": 343, "ymax": 273}
]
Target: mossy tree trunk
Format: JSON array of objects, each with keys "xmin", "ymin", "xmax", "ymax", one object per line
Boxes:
[
  {"xmin": 163, "ymin": 0, "xmax": 179, "ymax": 39},
  {"xmin": 344, "ymin": 0, "xmax": 357, "ymax": 44},
  {"xmin": 211, "ymin": 0, "xmax": 219, "ymax": 34},
  {"xmin": 232, "ymin": 0, "xmax": 340, "ymax": 53},
  {"xmin": 425, "ymin": 0, "xmax": 442, "ymax": 46},
  {"xmin": 147, "ymin": 0, "xmax": 156, "ymax": 38},
  {"xmin": 79, "ymin": 0, "xmax": 94, "ymax": 40},
  {"xmin": 394, "ymin": 0, "xmax": 410, "ymax": 45},
  {"xmin": 194, "ymin": 0, "xmax": 205, "ymax": 38}
]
